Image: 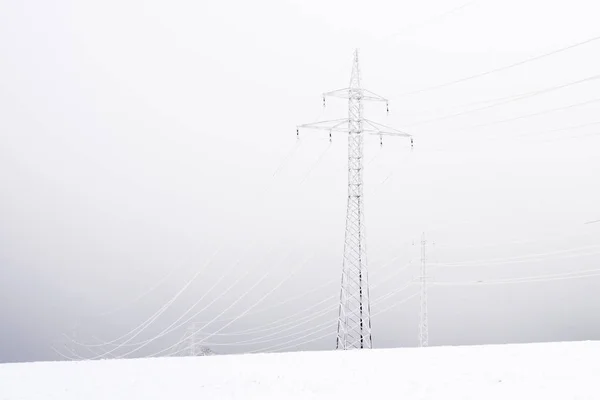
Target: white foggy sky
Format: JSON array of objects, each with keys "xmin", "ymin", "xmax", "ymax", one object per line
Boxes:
[{"xmin": 1, "ymin": 0, "xmax": 600, "ymax": 362}]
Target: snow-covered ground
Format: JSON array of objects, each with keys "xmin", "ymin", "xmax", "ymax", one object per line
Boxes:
[{"xmin": 1, "ymin": 341, "xmax": 598, "ymax": 399}]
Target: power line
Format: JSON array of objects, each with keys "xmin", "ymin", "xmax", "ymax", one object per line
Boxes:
[
  {"xmin": 259, "ymin": 291, "xmax": 420, "ymax": 354},
  {"xmin": 272, "ymin": 140, "xmax": 302, "ymax": 178},
  {"xmin": 149, "ymin": 258, "xmax": 416, "ymax": 356},
  {"xmin": 299, "ymin": 141, "xmax": 332, "ymax": 185},
  {"xmin": 400, "ymin": 33, "xmax": 600, "ymax": 96},
  {"xmin": 406, "ymin": 74, "xmax": 600, "ymax": 128},
  {"xmin": 73, "ymin": 241, "xmax": 414, "ymax": 359},
  {"xmin": 463, "ymin": 97, "xmax": 600, "ymax": 131},
  {"xmin": 250, "ymin": 285, "xmax": 417, "ymax": 354},
  {"xmin": 194, "ymin": 278, "xmax": 416, "ymax": 349},
  {"xmin": 425, "ymin": 115, "xmax": 600, "ymax": 151},
  {"xmin": 143, "ymin": 250, "xmax": 323, "ymax": 358},
  {"xmin": 165, "ymin": 259, "xmax": 416, "ymax": 353},
  {"xmin": 115, "ymin": 249, "xmax": 310, "ymax": 358},
  {"xmin": 69, "ymin": 244, "xmax": 225, "ymax": 351},
  {"xmin": 383, "ymin": 0, "xmax": 480, "ymax": 41},
  {"xmin": 67, "ymin": 241, "xmax": 287, "ymax": 358},
  {"xmin": 128, "ymin": 270, "xmax": 272, "ymax": 358},
  {"xmin": 430, "ymin": 244, "xmax": 600, "ymax": 268},
  {"xmin": 196, "ymin": 257, "xmax": 415, "ymax": 339},
  {"xmin": 94, "ymin": 265, "xmax": 181, "ymax": 318},
  {"xmin": 432, "ymin": 267, "xmax": 600, "ymax": 286},
  {"xmin": 187, "ymin": 239, "xmax": 410, "ymax": 330}
]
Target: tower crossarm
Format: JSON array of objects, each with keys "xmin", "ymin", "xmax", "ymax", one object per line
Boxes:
[
  {"xmin": 298, "ymin": 118, "xmax": 412, "ymax": 143},
  {"xmin": 298, "ymin": 118, "xmax": 349, "ymax": 133},
  {"xmin": 362, "ymin": 119, "xmax": 412, "ymax": 138},
  {"xmin": 323, "ymin": 88, "xmax": 389, "ymax": 102}
]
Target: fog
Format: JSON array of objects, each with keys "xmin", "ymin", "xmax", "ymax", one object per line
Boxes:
[{"xmin": 1, "ymin": 0, "xmax": 600, "ymax": 362}]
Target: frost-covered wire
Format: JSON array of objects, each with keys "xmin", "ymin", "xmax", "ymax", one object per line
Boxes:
[
  {"xmin": 125, "ymin": 270, "xmax": 272, "ymax": 358},
  {"xmin": 248, "ymin": 284, "xmax": 414, "ymax": 353},
  {"xmin": 114, "ymin": 245, "xmax": 301, "ymax": 357},
  {"xmin": 51, "ymin": 345, "xmax": 81, "ymax": 362},
  {"xmin": 192, "ymin": 242, "xmax": 412, "ymax": 330},
  {"xmin": 256, "ymin": 290, "xmax": 420, "ymax": 354},
  {"xmin": 67, "ymin": 244, "xmax": 225, "ymax": 356},
  {"xmin": 407, "ymin": 74, "xmax": 600, "ymax": 128},
  {"xmin": 143, "ymin": 251, "xmax": 316, "ymax": 358},
  {"xmin": 299, "ymin": 141, "xmax": 332, "ymax": 185},
  {"xmin": 433, "ymin": 267, "xmax": 600, "ymax": 286},
  {"xmin": 94, "ymin": 264, "xmax": 180, "ymax": 318},
  {"xmin": 272, "ymin": 140, "xmax": 302, "ymax": 178},
  {"xmin": 194, "ymin": 257, "xmax": 415, "ymax": 339},
  {"xmin": 383, "ymin": 0, "xmax": 479, "ymax": 42},
  {"xmin": 430, "ymin": 244, "xmax": 600, "ymax": 268},
  {"xmin": 100, "ymin": 249, "xmax": 313, "ymax": 350},
  {"xmin": 194, "ymin": 272, "xmax": 416, "ymax": 350},
  {"xmin": 92, "ymin": 261, "xmax": 250, "ymax": 350},
  {"xmin": 400, "ymin": 33, "xmax": 600, "ymax": 96},
  {"xmin": 463, "ymin": 97, "xmax": 600, "ymax": 131}
]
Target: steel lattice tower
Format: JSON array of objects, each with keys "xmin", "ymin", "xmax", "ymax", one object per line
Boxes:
[
  {"xmin": 298, "ymin": 50, "xmax": 412, "ymax": 350},
  {"xmin": 419, "ymin": 232, "xmax": 429, "ymax": 347},
  {"xmin": 177, "ymin": 323, "xmax": 215, "ymax": 356}
]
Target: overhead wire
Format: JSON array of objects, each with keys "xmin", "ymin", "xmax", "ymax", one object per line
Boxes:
[
  {"xmin": 248, "ymin": 282, "xmax": 416, "ymax": 353},
  {"xmin": 256, "ymin": 290, "xmax": 420, "ymax": 354},
  {"xmin": 106, "ymin": 249, "xmax": 314, "ymax": 349},
  {"xmin": 66, "ymin": 244, "xmax": 225, "ymax": 351},
  {"xmin": 383, "ymin": 0, "xmax": 480, "ymax": 41},
  {"xmin": 193, "ymin": 279, "xmax": 415, "ymax": 349},
  {"xmin": 400, "ymin": 32, "xmax": 600, "ymax": 97},
  {"xmin": 272, "ymin": 140, "xmax": 302, "ymax": 178},
  {"xmin": 123, "ymin": 270, "xmax": 272, "ymax": 358},
  {"xmin": 299, "ymin": 141, "xmax": 333, "ymax": 185},
  {"xmin": 195, "ymin": 255, "xmax": 415, "ymax": 339},
  {"xmin": 186, "ymin": 237, "xmax": 406, "ymax": 330},
  {"xmin": 74, "ymin": 263, "xmax": 234, "ymax": 350},
  {"xmin": 180, "ymin": 263, "xmax": 414, "ymax": 351},
  {"xmin": 73, "ymin": 243, "xmax": 292, "ymax": 357},
  {"xmin": 51, "ymin": 345, "xmax": 81, "ymax": 362},
  {"xmin": 70, "ymin": 247, "xmax": 231, "ymax": 359},
  {"xmin": 86, "ymin": 258, "xmax": 252, "ymax": 350},
  {"xmin": 94, "ymin": 265, "xmax": 180, "ymax": 318},
  {"xmin": 141, "ymin": 250, "xmax": 317, "ymax": 358},
  {"xmin": 425, "ymin": 115, "xmax": 600, "ymax": 151},
  {"xmin": 517, "ymin": 119, "xmax": 600, "ymax": 139},
  {"xmin": 430, "ymin": 244, "xmax": 600, "ymax": 268},
  {"xmin": 406, "ymin": 74, "xmax": 600, "ymax": 128},
  {"xmin": 433, "ymin": 229, "xmax": 600, "ymax": 251},
  {"xmin": 179, "ymin": 260, "xmax": 416, "ymax": 351},
  {"xmin": 432, "ymin": 267, "xmax": 600, "ymax": 286},
  {"xmin": 462, "ymin": 96, "xmax": 600, "ymax": 131}
]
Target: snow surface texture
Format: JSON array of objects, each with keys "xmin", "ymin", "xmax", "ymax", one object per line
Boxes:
[{"xmin": 1, "ymin": 341, "xmax": 598, "ymax": 400}]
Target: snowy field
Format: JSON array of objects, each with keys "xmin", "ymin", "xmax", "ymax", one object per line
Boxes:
[{"xmin": 1, "ymin": 341, "xmax": 598, "ymax": 399}]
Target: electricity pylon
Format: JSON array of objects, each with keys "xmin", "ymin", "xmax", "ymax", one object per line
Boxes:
[
  {"xmin": 419, "ymin": 232, "xmax": 429, "ymax": 347},
  {"xmin": 177, "ymin": 323, "xmax": 215, "ymax": 356},
  {"xmin": 298, "ymin": 49, "xmax": 412, "ymax": 350}
]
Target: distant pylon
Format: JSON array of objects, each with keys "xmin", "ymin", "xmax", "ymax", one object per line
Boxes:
[
  {"xmin": 179, "ymin": 323, "xmax": 215, "ymax": 356},
  {"xmin": 298, "ymin": 50, "xmax": 412, "ymax": 350},
  {"xmin": 419, "ymin": 232, "xmax": 429, "ymax": 347}
]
